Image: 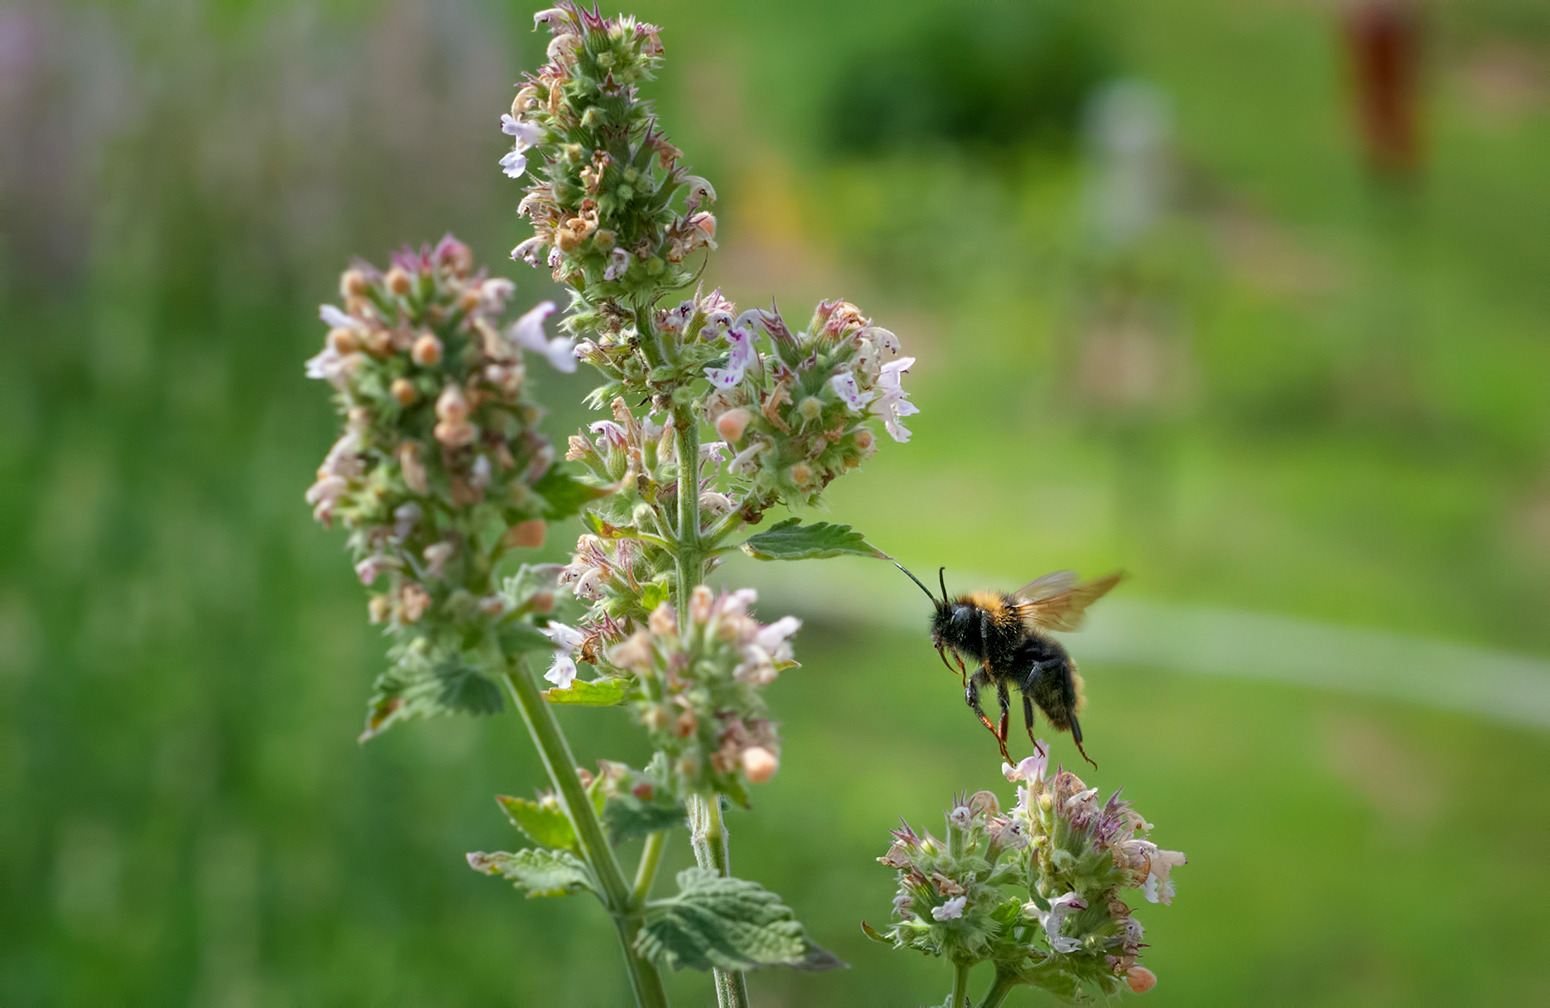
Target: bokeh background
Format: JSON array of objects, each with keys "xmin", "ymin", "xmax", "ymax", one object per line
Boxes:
[{"xmin": 4, "ymin": 0, "xmax": 1550, "ymax": 1004}]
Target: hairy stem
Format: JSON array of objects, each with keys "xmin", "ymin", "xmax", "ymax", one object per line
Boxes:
[
  {"xmin": 979, "ymin": 967, "xmax": 1019, "ymax": 1008},
  {"xmin": 689, "ymin": 791, "xmax": 748, "ymax": 1008},
  {"xmin": 950, "ymin": 961, "xmax": 972, "ymax": 1008},
  {"xmin": 501, "ymin": 660, "xmax": 668, "ymax": 1008}
]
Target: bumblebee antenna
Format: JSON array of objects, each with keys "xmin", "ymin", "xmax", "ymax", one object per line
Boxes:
[
  {"xmin": 938, "ymin": 566, "xmax": 949, "ymax": 603},
  {"xmin": 894, "ymin": 562, "xmax": 938, "ymax": 603}
]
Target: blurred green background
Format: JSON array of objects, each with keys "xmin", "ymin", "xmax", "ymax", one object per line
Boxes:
[{"xmin": 4, "ymin": 0, "xmax": 1550, "ymax": 1004}]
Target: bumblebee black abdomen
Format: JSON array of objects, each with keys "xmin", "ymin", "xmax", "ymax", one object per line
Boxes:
[{"xmin": 1013, "ymin": 633, "xmax": 1082, "ymax": 738}]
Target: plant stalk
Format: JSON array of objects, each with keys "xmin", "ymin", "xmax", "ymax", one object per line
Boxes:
[
  {"xmin": 633, "ymin": 830, "xmax": 666, "ymax": 904},
  {"xmin": 501, "ymin": 660, "xmax": 669, "ymax": 1008},
  {"xmin": 950, "ymin": 961, "xmax": 972, "ymax": 1008},
  {"xmin": 979, "ymin": 967, "xmax": 1019, "ymax": 1008}
]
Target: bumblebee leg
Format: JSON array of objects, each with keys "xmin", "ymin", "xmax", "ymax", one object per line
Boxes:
[
  {"xmin": 995, "ymin": 680, "xmax": 1011, "ymax": 757},
  {"xmin": 1067, "ymin": 715, "xmax": 1097, "ymax": 770},
  {"xmin": 1021, "ymin": 693, "xmax": 1047, "ymax": 758},
  {"xmin": 965, "ymin": 669, "xmax": 1011, "ymax": 763}
]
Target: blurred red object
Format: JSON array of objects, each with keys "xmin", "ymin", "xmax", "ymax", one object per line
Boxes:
[{"xmin": 1341, "ymin": 0, "xmax": 1424, "ymax": 177}]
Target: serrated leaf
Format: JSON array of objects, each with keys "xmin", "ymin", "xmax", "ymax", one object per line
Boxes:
[
  {"xmin": 533, "ymin": 466, "xmax": 614, "ymax": 520},
  {"xmin": 603, "ymin": 793, "xmax": 686, "ymax": 843},
  {"xmin": 435, "ymin": 665, "xmax": 504, "ymax": 715},
  {"xmin": 739, "ymin": 518, "xmax": 886, "ymax": 562},
  {"xmin": 466, "ymin": 848, "xmax": 594, "ymax": 898},
  {"xmin": 496, "ymin": 795, "xmax": 576, "ymax": 850},
  {"xmin": 636, "ymin": 868, "xmax": 845, "ymax": 973},
  {"xmin": 542, "ymin": 677, "xmax": 628, "ymax": 706}
]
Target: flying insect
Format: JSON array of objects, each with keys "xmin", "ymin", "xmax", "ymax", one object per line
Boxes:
[{"xmin": 897, "ymin": 564, "xmax": 1124, "ymax": 768}]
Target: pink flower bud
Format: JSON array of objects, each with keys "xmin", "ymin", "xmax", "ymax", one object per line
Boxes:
[
  {"xmin": 741, "ymin": 746, "xmax": 779, "ymax": 783},
  {"xmin": 412, "ymin": 333, "xmax": 443, "ymax": 366},
  {"xmin": 1125, "ymin": 967, "xmax": 1157, "ymax": 994},
  {"xmin": 716, "ymin": 407, "xmax": 751, "ymax": 441}
]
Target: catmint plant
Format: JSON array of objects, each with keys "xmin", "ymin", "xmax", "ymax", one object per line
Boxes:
[
  {"xmin": 868, "ymin": 751, "xmax": 1185, "ymax": 1006},
  {"xmin": 305, "ymin": 3, "xmax": 917, "ymax": 1006},
  {"xmin": 305, "ymin": 4, "xmax": 1184, "ymax": 1006}
]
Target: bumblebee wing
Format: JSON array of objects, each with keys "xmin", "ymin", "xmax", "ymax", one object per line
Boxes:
[
  {"xmin": 1012, "ymin": 571, "xmax": 1124, "ymax": 632},
  {"xmin": 1014, "ymin": 570, "xmax": 1079, "ymax": 601}
]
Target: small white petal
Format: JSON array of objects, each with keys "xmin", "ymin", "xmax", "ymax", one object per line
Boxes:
[
  {"xmin": 544, "ymin": 654, "xmax": 578, "ymax": 689},
  {"xmin": 930, "ymin": 896, "xmax": 966, "ymax": 921}
]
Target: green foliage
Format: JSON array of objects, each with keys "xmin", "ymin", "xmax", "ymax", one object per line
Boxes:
[
  {"xmin": 602, "ymin": 791, "xmax": 686, "ymax": 843},
  {"xmin": 534, "ymin": 466, "xmax": 616, "ymax": 521},
  {"xmin": 739, "ymin": 518, "xmax": 886, "ymax": 562},
  {"xmin": 636, "ymin": 869, "xmax": 844, "ymax": 973},
  {"xmin": 467, "ymin": 849, "xmax": 595, "ymax": 898},
  {"xmin": 541, "ymin": 677, "xmax": 629, "ymax": 706},
  {"xmin": 496, "ymin": 795, "xmax": 577, "ymax": 850}
]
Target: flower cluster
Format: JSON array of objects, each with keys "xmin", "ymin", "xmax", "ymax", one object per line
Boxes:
[
  {"xmin": 870, "ymin": 749, "xmax": 1183, "ymax": 1001},
  {"xmin": 699, "ymin": 297, "xmax": 917, "ymax": 507},
  {"xmin": 303, "ymin": 235, "xmax": 570, "ymax": 735},
  {"xmin": 600, "ymin": 586, "xmax": 798, "ymax": 801},
  {"xmin": 506, "ymin": 2, "xmax": 706, "ymax": 304}
]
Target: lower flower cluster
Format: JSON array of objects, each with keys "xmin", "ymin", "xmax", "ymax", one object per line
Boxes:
[
  {"xmin": 605, "ymin": 586, "xmax": 799, "ymax": 802},
  {"xmin": 870, "ymin": 749, "xmax": 1184, "ymax": 1002}
]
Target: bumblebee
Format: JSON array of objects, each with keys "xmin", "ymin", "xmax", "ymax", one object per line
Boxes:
[{"xmin": 898, "ymin": 565, "xmax": 1124, "ymax": 768}]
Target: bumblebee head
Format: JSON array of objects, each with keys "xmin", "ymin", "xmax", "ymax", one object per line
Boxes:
[{"xmin": 896, "ymin": 562, "xmax": 958, "ymax": 641}]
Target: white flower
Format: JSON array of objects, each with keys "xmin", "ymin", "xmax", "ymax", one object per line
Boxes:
[
  {"xmin": 1002, "ymin": 750, "xmax": 1048, "ymax": 784},
  {"xmin": 540, "ymin": 621, "xmax": 587, "ymax": 689},
  {"xmin": 499, "ymin": 148, "xmax": 529, "ymax": 179},
  {"xmin": 589, "ymin": 420, "xmax": 629, "ymax": 449},
  {"xmin": 354, "ymin": 554, "xmax": 393, "ymax": 585},
  {"xmin": 545, "ymin": 654, "xmax": 577, "ymax": 689},
  {"xmin": 604, "ymin": 246, "xmax": 631, "ymax": 280},
  {"xmin": 1026, "ymin": 892, "xmax": 1087, "ymax": 953},
  {"xmin": 828, "ymin": 370, "xmax": 873, "ymax": 412},
  {"xmin": 501, "ymin": 114, "xmax": 542, "ymax": 147},
  {"xmin": 304, "ymin": 346, "xmax": 356, "ymax": 387},
  {"xmin": 930, "ymin": 896, "xmax": 966, "ymax": 921},
  {"xmin": 479, "ymin": 277, "xmax": 516, "ymax": 312},
  {"xmin": 874, "ymin": 356, "xmax": 919, "ymax": 442},
  {"xmin": 948, "ymin": 805, "xmax": 972, "ymax": 830},
  {"xmin": 509, "ymin": 301, "xmax": 576, "ymax": 373},
  {"xmin": 469, "ymin": 454, "xmax": 492, "ymax": 488},
  {"xmin": 857, "ymin": 325, "xmax": 899, "ymax": 354},
  {"xmin": 497, "ymin": 117, "xmax": 543, "ymax": 179},
  {"xmin": 700, "ymin": 440, "xmax": 729, "ymax": 462},
  {"xmin": 510, "ymin": 236, "xmax": 545, "ymax": 264},
  {"xmin": 704, "ymin": 322, "xmax": 758, "ymax": 388},
  {"xmin": 319, "ymin": 304, "xmax": 367, "ymax": 333}
]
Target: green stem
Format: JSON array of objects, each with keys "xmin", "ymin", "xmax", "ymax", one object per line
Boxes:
[
  {"xmin": 979, "ymin": 967, "xmax": 1019, "ymax": 1008},
  {"xmin": 689, "ymin": 791, "xmax": 749, "ymax": 1008},
  {"xmin": 633, "ymin": 830, "xmax": 666, "ymax": 904},
  {"xmin": 950, "ymin": 961, "xmax": 972, "ymax": 1008},
  {"xmin": 672, "ymin": 408, "xmax": 703, "ymax": 612},
  {"xmin": 501, "ymin": 661, "xmax": 669, "ymax": 1008}
]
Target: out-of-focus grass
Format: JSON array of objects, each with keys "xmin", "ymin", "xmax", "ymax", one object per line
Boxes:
[{"xmin": 3, "ymin": 0, "xmax": 1549, "ymax": 1004}]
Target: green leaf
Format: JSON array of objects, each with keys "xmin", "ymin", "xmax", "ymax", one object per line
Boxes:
[
  {"xmin": 739, "ymin": 518, "xmax": 887, "ymax": 562},
  {"xmin": 542, "ymin": 677, "xmax": 628, "ymax": 706},
  {"xmin": 496, "ymin": 795, "xmax": 576, "ymax": 850},
  {"xmin": 859, "ymin": 921, "xmax": 893, "ymax": 945},
  {"xmin": 533, "ymin": 466, "xmax": 614, "ymax": 520},
  {"xmin": 602, "ymin": 793, "xmax": 687, "ymax": 843},
  {"xmin": 466, "ymin": 848, "xmax": 594, "ymax": 898},
  {"xmin": 435, "ymin": 665, "xmax": 504, "ymax": 715},
  {"xmin": 636, "ymin": 868, "xmax": 845, "ymax": 973}
]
